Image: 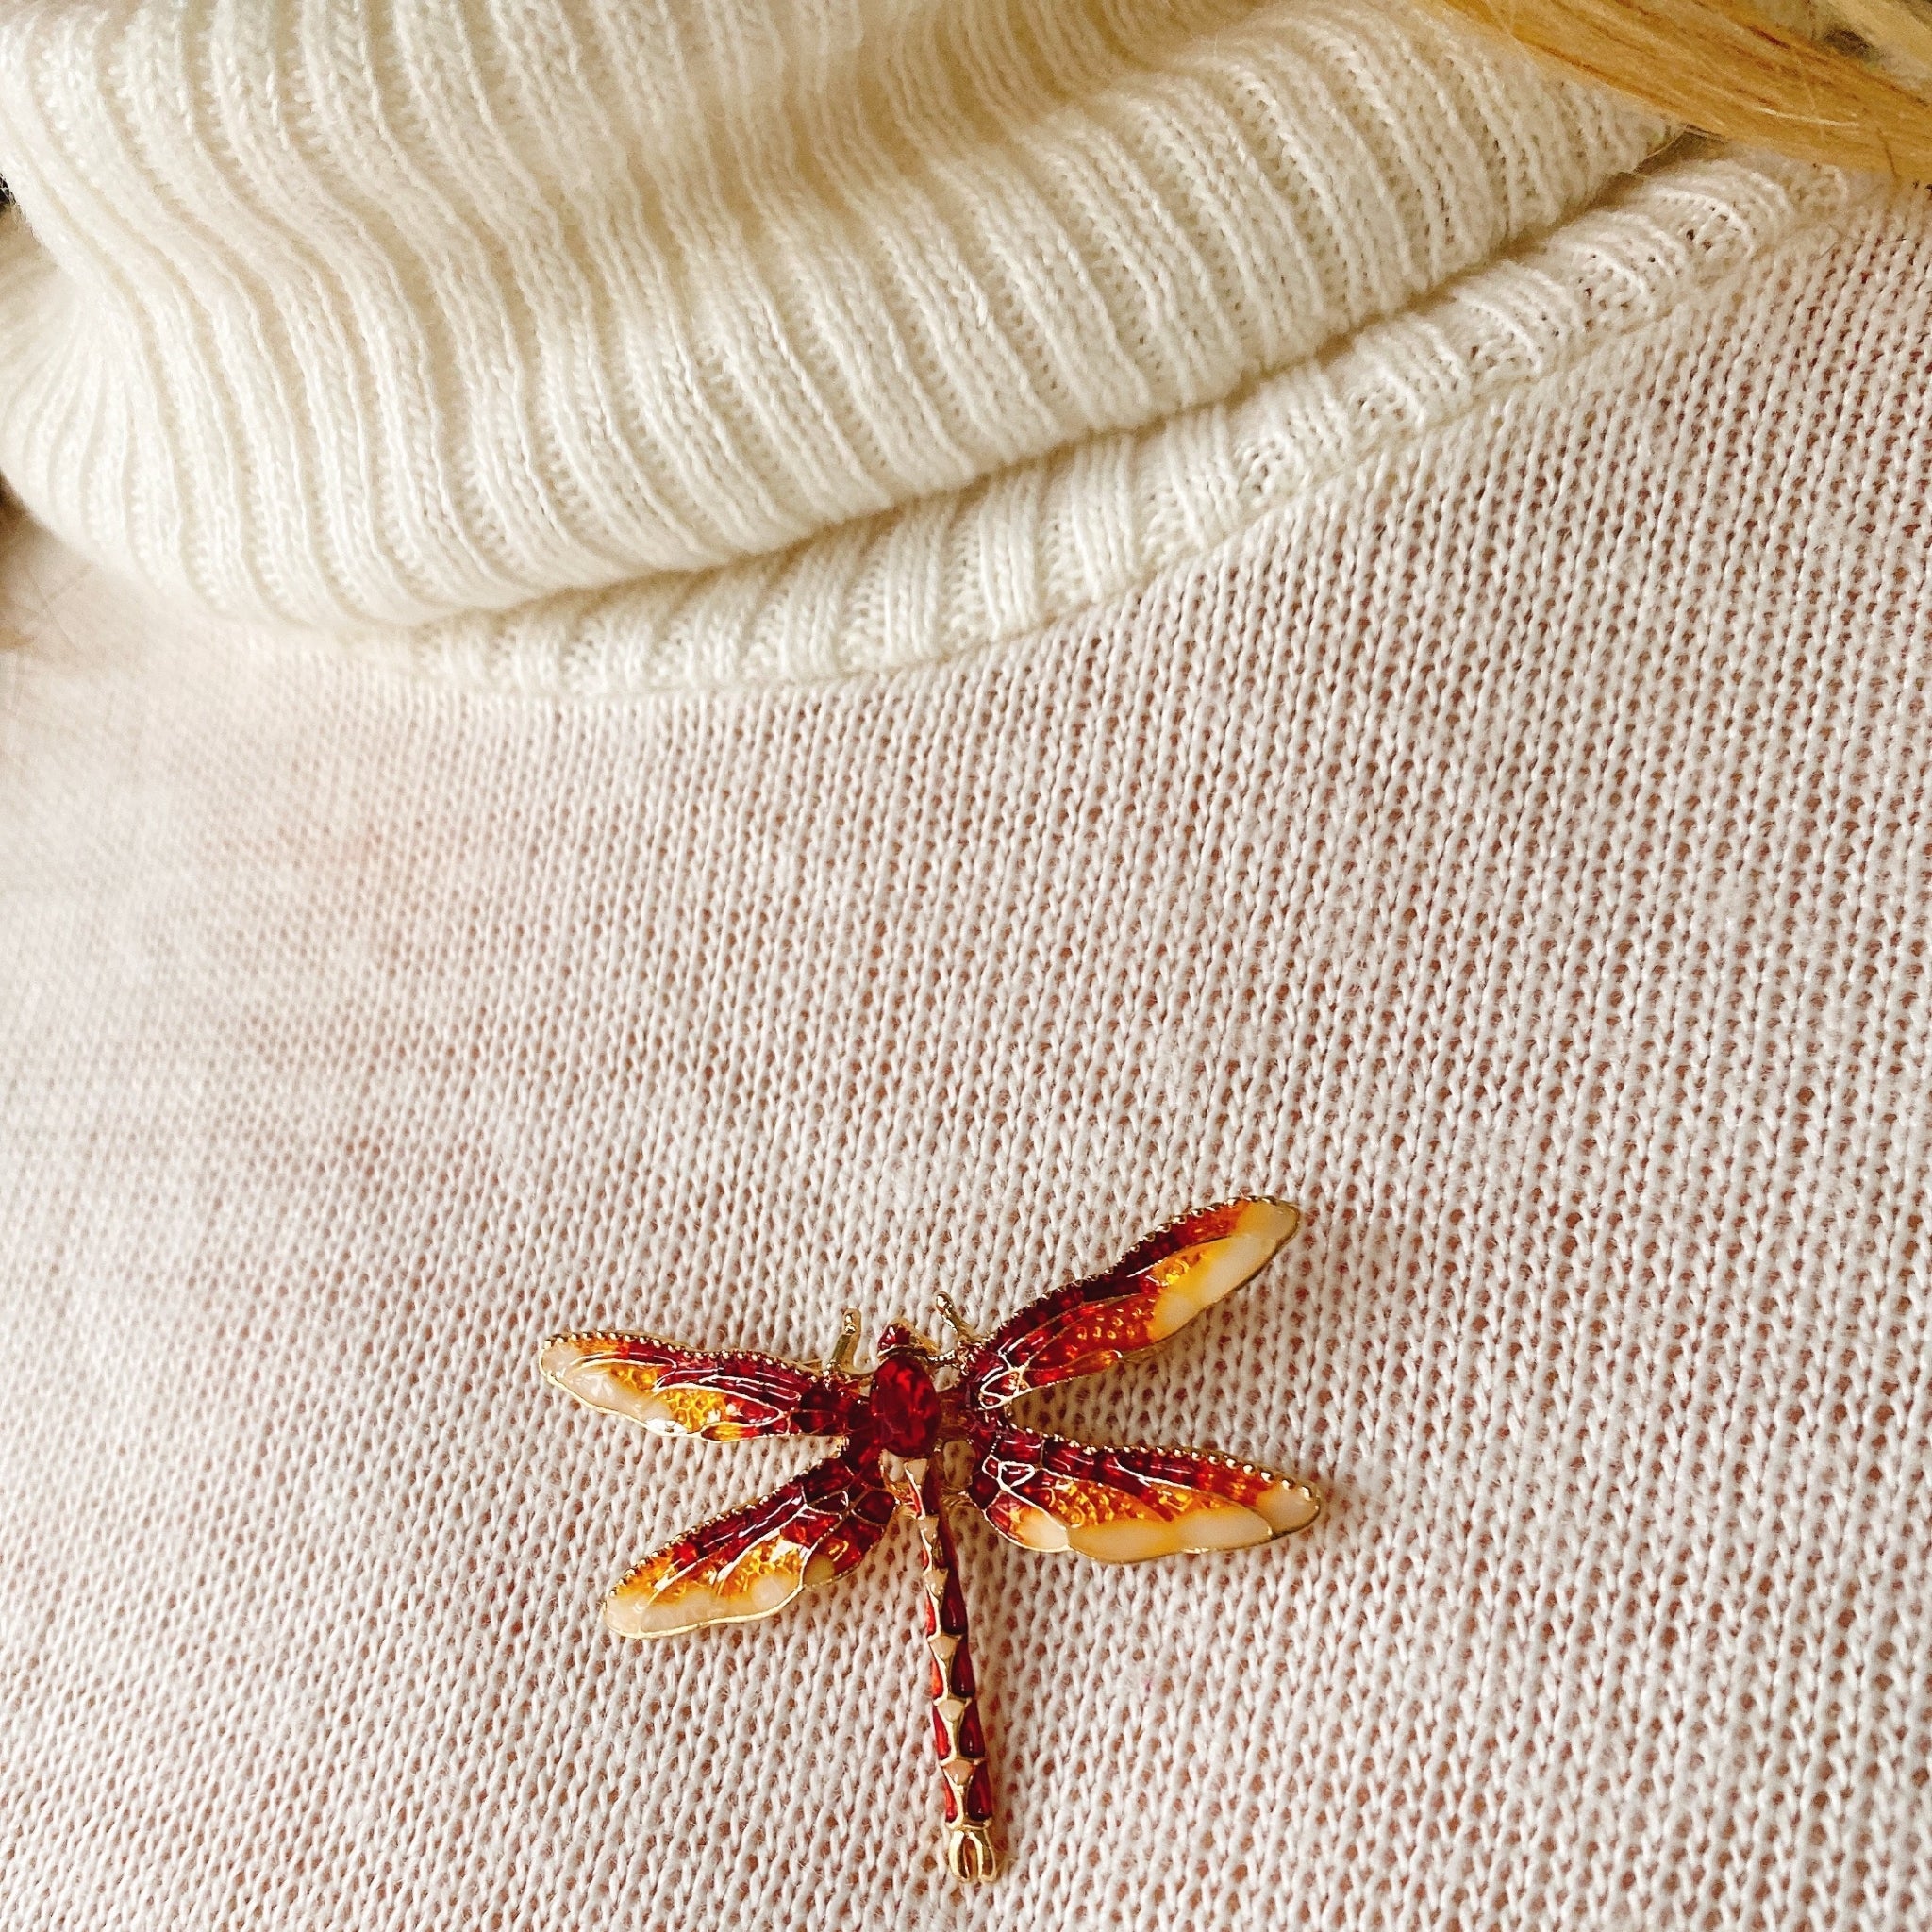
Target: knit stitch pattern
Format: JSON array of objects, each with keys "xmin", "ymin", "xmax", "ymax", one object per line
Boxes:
[
  {"xmin": 2, "ymin": 185, "xmax": 1928, "ymax": 1929},
  {"xmin": 0, "ymin": 0, "xmax": 1663, "ymax": 631},
  {"xmin": 385, "ymin": 148, "xmax": 1871, "ymax": 691}
]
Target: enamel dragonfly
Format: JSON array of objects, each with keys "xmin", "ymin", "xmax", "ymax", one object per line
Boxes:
[{"xmin": 539, "ymin": 1197, "xmax": 1320, "ymax": 1884}]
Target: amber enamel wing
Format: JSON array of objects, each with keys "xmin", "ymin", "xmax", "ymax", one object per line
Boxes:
[{"xmin": 540, "ymin": 1197, "xmax": 1319, "ymax": 1884}]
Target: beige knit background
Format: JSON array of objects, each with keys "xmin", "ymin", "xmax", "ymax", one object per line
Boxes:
[{"xmin": 3, "ymin": 175, "xmax": 1928, "ymax": 1928}]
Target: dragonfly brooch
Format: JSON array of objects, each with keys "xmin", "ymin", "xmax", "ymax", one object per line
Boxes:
[{"xmin": 540, "ymin": 1196, "xmax": 1319, "ymax": 1884}]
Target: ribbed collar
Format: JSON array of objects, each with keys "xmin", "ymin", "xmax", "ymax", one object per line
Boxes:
[{"xmin": 0, "ymin": 1, "xmax": 1690, "ymax": 687}]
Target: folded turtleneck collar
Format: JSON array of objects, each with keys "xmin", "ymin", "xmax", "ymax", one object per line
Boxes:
[{"xmin": 0, "ymin": 1, "xmax": 1700, "ymax": 686}]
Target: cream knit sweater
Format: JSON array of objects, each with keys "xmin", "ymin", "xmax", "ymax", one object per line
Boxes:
[{"xmin": 1, "ymin": 3, "xmax": 1927, "ymax": 1929}]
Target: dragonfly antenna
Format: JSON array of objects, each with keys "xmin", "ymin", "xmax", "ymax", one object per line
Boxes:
[
  {"xmin": 933, "ymin": 1292, "xmax": 982, "ymax": 1351},
  {"xmin": 828, "ymin": 1307, "xmax": 864, "ymax": 1375}
]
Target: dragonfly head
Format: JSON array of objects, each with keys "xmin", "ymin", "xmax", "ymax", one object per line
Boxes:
[{"xmin": 874, "ymin": 1318, "xmax": 940, "ymax": 1360}]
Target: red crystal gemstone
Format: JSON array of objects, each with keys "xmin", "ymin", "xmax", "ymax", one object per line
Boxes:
[{"xmin": 862, "ymin": 1355, "xmax": 941, "ymax": 1457}]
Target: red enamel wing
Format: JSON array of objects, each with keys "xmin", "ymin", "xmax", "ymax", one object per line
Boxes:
[{"xmin": 540, "ymin": 1198, "xmax": 1319, "ymax": 1884}]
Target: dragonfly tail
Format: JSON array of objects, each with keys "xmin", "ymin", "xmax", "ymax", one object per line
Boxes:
[{"xmin": 903, "ymin": 1457, "xmax": 999, "ymax": 1884}]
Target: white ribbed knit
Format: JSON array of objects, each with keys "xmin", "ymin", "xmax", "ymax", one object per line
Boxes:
[
  {"xmin": 0, "ymin": 0, "xmax": 1664, "ymax": 642},
  {"xmin": 2, "ymin": 5, "xmax": 1929, "ymax": 1931}
]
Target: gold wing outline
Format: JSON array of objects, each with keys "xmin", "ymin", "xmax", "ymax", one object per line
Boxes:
[
  {"xmin": 955, "ymin": 1198, "xmax": 1300, "ymax": 1409},
  {"xmin": 964, "ymin": 1420, "xmax": 1319, "ymax": 1563},
  {"xmin": 602, "ymin": 1448, "xmax": 897, "ymax": 1637},
  {"xmin": 540, "ymin": 1332, "xmax": 860, "ymax": 1441}
]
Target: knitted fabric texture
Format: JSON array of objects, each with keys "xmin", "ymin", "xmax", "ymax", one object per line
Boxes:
[
  {"xmin": 0, "ymin": 0, "xmax": 1665, "ymax": 641},
  {"xmin": 387, "ymin": 147, "xmax": 1865, "ymax": 691},
  {"xmin": 2, "ymin": 177, "xmax": 1929, "ymax": 1930}
]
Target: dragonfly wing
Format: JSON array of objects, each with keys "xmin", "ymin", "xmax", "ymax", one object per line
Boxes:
[
  {"xmin": 603, "ymin": 1449, "xmax": 897, "ymax": 1638},
  {"xmin": 956, "ymin": 1198, "xmax": 1300, "ymax": 1408},
  {"xmin": 540, "ymin": 1332, "xmax": 858, "ymax": 1440},
  {"xmin": 966, "ymin": 1422, "xmax": 1319, "ymax": 1564}
]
